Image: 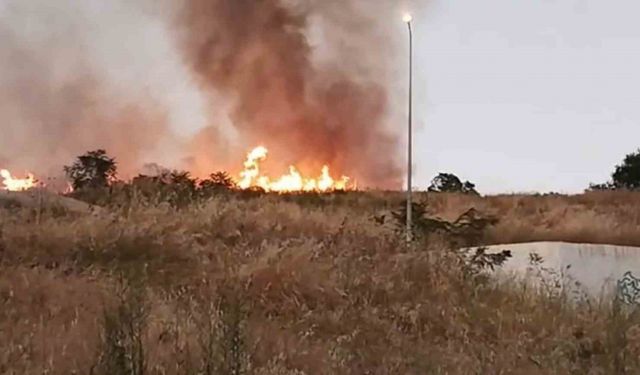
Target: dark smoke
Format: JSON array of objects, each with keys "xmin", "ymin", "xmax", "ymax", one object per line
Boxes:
[{"xmin": 174, "ymin": 0, "xmax": 404, "ymax": 188}]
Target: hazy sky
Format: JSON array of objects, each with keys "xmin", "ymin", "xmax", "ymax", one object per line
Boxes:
[{"xmin": 411, "ymin": 0, "xmax": 640, "ymax": 194}]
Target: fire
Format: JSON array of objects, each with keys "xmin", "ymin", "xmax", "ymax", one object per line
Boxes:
[
  {"xmin": 238, "ymin": 146, "xmax": 351, "ymax": 193},
  {"xmin": 0, "ymin": 169, "xmax": 38, "ymax": 191},
  {"xmin": 64, "ymin": 182, "xmax": 75, "ymax": 195}
]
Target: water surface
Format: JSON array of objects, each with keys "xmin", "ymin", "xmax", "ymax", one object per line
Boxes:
[{"xmin": 481, "ymin": 242, "xmax": 640, "ymax": 299}]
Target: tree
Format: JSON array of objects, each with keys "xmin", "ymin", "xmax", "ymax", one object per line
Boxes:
[
  {"xmin": 64, "ymin": 149, "xmax": 117, "ymax": 190},
  {"xmin": 169, "ymin": 170, "xmax": 196, "ymax": 189},
  {"xmin": 199, "ymin": 171, "xmax": 236, "ymax": 191},
  {"xmin": 589, "ymin": 149, "xmax": 640, "ymax": 191},
  {"xmin": 165, "ymin": 170, "xmax": 198, "ymax": 209},
  {"xmin": 428, "ymin": 173, "xmax": 479, "ymax": 195},
  {"xmin": 612, "ymin": 149, "xmax": 640, "ymax": 190}
]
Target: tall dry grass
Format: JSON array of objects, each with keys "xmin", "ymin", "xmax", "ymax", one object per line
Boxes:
[
  {"xmin": 412, "ymin": 191, "xmax": 640, "ymax": 247},
  {"xmin": 1, "ymin": 191, "xmax": 640, "ymax": 374}
]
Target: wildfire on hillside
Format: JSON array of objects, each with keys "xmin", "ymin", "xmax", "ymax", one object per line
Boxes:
[
  {"xmin": 0, "ymin": 169, "xmax": 38, "ymax": 191},
  {"xmin": 237, "ymin": 146, "xmax": 352, "ymax": 193}
]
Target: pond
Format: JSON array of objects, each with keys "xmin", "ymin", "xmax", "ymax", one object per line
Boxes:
[{"xmin": 479, "ymin": 242, "xmax": 640, "ymax": 302}]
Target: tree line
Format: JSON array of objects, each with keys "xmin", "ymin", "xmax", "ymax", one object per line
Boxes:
[
  {"xmin": 64, "ymin": 150, "xmax": 235, "ymax": 192},
  {"xmin": 62, "ymin": 148, "xmax": 640, "ymax": 196}
]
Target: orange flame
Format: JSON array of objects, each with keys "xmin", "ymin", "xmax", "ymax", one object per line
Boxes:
[
  {"xmin": 0, "ymin": 169, "xmax": 38, "ymax": 191},
  {"xmin": 238, "ymin": 146, "xmax": 351, "ymax": 193},
  {"xmin": 64, "ymin": 182, "xmax": 75, "ymax": 195}
]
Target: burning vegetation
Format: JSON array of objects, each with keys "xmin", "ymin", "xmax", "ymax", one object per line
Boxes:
[
  {"xmin": 1, "ymin": 144, "xmax": 354, "ymax": 196},
  {"xmin": 238, "ymin": 146, "xmax": 352, "ymax": 193},
  {"xmin": 0, "ymin": 169, "xmax": 37, "ymax": 191}
]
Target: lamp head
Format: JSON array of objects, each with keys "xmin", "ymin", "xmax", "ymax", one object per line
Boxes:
[{"xmin": 403, "ymin": 13, "xmax": 413, "ymax": 23}]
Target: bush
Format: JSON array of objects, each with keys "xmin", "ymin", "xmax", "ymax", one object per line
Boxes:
[
  {"xmin": 428, "ymin": 173, "xmax": 479, "ymax": 195},
  {"xmin": 387, "ymin": 200, "xmax": 498, "ymax": 246}
]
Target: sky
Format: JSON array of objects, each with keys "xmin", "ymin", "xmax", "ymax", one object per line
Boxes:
[{"xmin": 411, "ymin": 0, "xmax": 640, "ymax": 194}]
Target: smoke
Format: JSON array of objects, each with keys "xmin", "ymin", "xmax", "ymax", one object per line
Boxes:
[
  {"xmin": 173, "ymin": 0, "xmax": 404, "ymax": 188},
  {"xmin": 1, "ymin": 0, "xmax": 407, "ymax": 189},
  {"xmin": 0, "ymin": 0, "xmax": 194, "ymax": 178}
]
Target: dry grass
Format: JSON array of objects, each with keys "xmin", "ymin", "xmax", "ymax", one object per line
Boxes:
[
  {"xmin": 2, "ymin": 190, "xmax": 640, "ymax": 374},
  {"xmin": 395, "ymin": 190, "xmax": 640, "ymax": 247}
]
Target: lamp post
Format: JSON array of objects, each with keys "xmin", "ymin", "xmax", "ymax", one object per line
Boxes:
[{"xmin": 403, "ymin": 13, "xmax": 413, "ymax": 243}]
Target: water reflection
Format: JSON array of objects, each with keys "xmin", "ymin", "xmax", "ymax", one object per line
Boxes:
[{"xmin": 480, "ymin": 242, "xmax": 640, "ymax": 300}]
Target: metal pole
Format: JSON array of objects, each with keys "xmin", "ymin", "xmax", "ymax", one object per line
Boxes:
[{"xmin": 406, "ymin": 20, "xmax": 413, "ymax": 243}]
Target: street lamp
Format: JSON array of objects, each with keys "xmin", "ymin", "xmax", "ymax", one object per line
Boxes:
[{"xmin": 404, "ymin": 13, "xmax": 413, "ymax": 243}]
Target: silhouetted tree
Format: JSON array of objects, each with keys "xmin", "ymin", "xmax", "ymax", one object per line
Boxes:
[
  {"xmin": 428, "ymin": 173, "xmax": 479, "ymax": 195},
  {"xmin": 210, "ymin": 171, "xmax": 235, "ymax": 189},
  {"xmin": 589, "ymin": 149, "xmax": 640, "ymax": 191},
  {"xmin": 166, "ymin": 170, "xmax": 198, "ymax": 208},
  {"xmin": 169, "ymin": 170, "xmax": 197, "ymax": 189},
  {"xmin": 199, "ymin": 171, "xmax": 236, "ymax": 197},
  {"xmin": 612, "ymin": 150, "xmax": 640, "ymax": 190},
  {"xmin": 64, "ymin": 149, "xmax": 117, "ymax": 190}
]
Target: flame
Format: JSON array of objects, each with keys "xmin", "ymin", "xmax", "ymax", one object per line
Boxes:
[
  {"xmin": 64, "ymin": 182, "xmax": 75, "ymax": 195},
  {"xmin": 0, "ymin": 169, "xmax": 38, "ymax": 191},
  {"xmin": 238, "ymin": 146, "xmax": 351, "ymax": 193},
  {"xmin": 238, "ymin": 146, "xmax": 268, "ymax": 189}
]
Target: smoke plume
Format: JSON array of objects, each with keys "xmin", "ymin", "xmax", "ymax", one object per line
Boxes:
[
  {"xmin": 0, "ymin": 0, "xmax": 188, "ymax": 178},
  {"xmin": 173, "ymin": 0, "xmax": 404, "ymax": 188},
  {"xmin": 1, "ymin": 0, "xmax": 406, "ymax": 189}
]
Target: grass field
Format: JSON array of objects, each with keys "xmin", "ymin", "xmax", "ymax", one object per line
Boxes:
[{"xmin": 2, "ymin": 190, "xmax": 640, "ymax": 374}]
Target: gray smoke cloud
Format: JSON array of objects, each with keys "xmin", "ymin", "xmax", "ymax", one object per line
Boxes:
[
  {"xmin": 0, "ymin": 0, "xmax": 199, "ymax": 178},
  {"xmin": 0, "ymin": 0, "xmax": 409, "ymax": 189}
]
